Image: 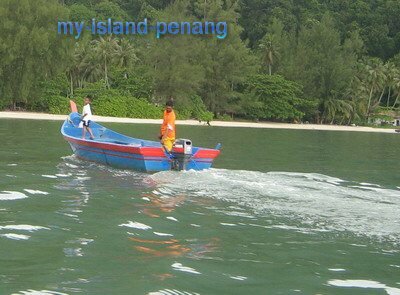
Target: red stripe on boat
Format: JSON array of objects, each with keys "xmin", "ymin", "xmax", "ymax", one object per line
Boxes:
[
  {"xmin": 76, "ymin": 145, "xmax": 168, "ymax": 162},
  {"xmin": 65, "ymin": 136, "xmax": 166, "ymax": 157},
  {"xmin": 193, "ymin": 149, "xmax": 220, "ymax": 159}
]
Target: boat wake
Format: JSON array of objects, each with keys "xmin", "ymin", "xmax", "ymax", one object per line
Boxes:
[{"xmin": 148, "ymin": 169, "xmax": 400, "ymax": 244}]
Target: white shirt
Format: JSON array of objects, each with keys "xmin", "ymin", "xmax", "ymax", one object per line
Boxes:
[{"xmin": 82, "ymin": 104, "xmax": 92, "ymax": 122}]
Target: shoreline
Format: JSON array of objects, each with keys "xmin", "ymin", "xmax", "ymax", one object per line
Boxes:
[{"xmin": 0, "ymin": 111, "xmax": 397, "ymax": 134}]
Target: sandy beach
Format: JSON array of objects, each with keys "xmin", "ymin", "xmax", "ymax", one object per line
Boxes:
[{"xmin": 0, "ymin": 111, "xmax": 397, "ymax": 134}]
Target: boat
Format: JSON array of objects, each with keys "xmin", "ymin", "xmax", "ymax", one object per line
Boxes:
[{"xmin": 61, "ymin": 101, "xmax": 221, "ymax": 172}]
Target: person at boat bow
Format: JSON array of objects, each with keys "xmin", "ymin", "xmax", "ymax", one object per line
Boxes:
[
  {"xmin": 81, "ymin": 96, "xmax": 95, "ymax": 140},
  {"xmin": 159, "ymin": 99, "xmax": 176, "ymax": 151}
]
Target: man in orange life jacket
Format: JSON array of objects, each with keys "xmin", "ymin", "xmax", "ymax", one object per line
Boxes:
[{"xmin": 159, "ymin": 100, "xmax": 176, "ymax": 151}]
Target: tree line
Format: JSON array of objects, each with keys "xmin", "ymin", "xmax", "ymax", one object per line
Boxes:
[{"xmin": 0, "ymin": 0, "xmax": 399, "ymax": 124}]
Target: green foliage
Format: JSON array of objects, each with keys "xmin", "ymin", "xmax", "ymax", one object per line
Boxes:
[
  {"xmin": 46, "ymin": 96, "xmax": 71, "ymax": 114},
  {"xmin": 2, "ymin": 0, "xmax": 400, "ymax": 125},
  {"xmin": 173, "ymin": 95, "xmax": 214, "ymax": 121},
  {"xmin": 217, "ymin": 114, "xmax": 232, "ymax": 121},
  {"xmin": 94, "ymin": 0, "xmax": 128, "ymax": 20},
  {"xmin": 0, "ymin": 0, "xmax": 72, "ymax": 110},
  {"xmin": 243, "ymin": 74, "xmax": 305, "ymax": 121},
  {"xmin": 69, "ymin": 4, "xmax": 96, "ymax": 22},
  {"xmin": 92, "ymin": 94, "xmax": 162, "ymax": 119},
  {"xmin": 110, "ymin": 68, "xmax": 153, "ymax": 99},
  {"xmin": 34, "ymin": 75, "xmax": 70, "ymax": 112},
  {"xmin": 74, "ymin": 82, "xmax": 162, "ymax": 118}
]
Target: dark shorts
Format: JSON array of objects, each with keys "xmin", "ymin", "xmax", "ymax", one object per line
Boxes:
[{"xmin": 83, "ymin": 120, "xmax": 91, "ymax": 127}]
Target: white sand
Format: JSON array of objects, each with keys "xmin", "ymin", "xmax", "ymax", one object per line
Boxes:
[{"xmin": 0, "ymin": 111, "xmax": 397, "ymax": 133}]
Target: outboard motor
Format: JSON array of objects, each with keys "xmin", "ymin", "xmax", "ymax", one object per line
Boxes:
[{"xmin": 171, "ymin": 139, "xmax": 192, "ymax": 171}]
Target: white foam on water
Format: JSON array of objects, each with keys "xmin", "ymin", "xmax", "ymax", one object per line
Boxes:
[
  {"xmin": 328, "ymin": 279, "xmax": 400, "ymax": 295},
  {"xmin": 142, "ymin": 197, "xmax": 150, "ymax": 201},
  {"xmin": 11, "ymin": 290, "xmax": 69, "ymax": 295},
  {"xmin": 6, "ymin": 174, "xmax": 17, "ymax": 178},
  {"xmin": 328, "ymin": 268, "xmax": 346, "ymax": 272},
  {"xmin": 220, "ymin": 223, "xmax": 237, "ymax": 226},
  {"xmin": 119, "ymin": 221, "xmax": 152, "ymax": 230},
  {"xmin": 76, "ymin": 176, "xmax": 91, "ymax": 181},
  {"xmin": 150, "ymin": 169, "xmax": 400, "ymax": 243},
  {"xmin": 190, "ymin": 224, "xmax": 201, "ymax": 227},
  {"xmin": 0, "ymin": 224, "xmax": 50, "ymax": 232},
  {"xmin": 42, "ymin": 175, "xmax": 57, "ymax": 179},
  {"xmin": 63, "ymin": 247, "xmax": 83, "ymax": 257},
  {"xmin": 360, "ymin": 182, "xmax": 381, "ymax": 187},
  {"xmin": 24, "ymin": 189, "xmax": 49, "ymax": 195},
  {"xmin": 148, "ymin": 290, "xmax": 199, "ymax": 295},
  {"xmin": 166, "ymin": 216, "xmax": 178, "ymax": 222},
  {"xmin": 65, "ymin": 163, "xmax": 78, "ymax": 168},
  {"xmin": 7, "ymin": 163, "xmax": 17, "ymax": 166},
  {"xmin": 230, "ymin": 275, "xmax": 247, "ymax": 281},
  {"xmin": 0, "ymin": 233, "xmax": 30, "ymax": 240},
  {"xmin": 0, "ymin": 191, "xmax": 28, "ymax": 200},
  {"xmin": 55, "ymin": 174, "xmax": 72, "ymax": 177},
  {"xmin": 154, "ymin": 232, "xmax": 173, "ymax": 237},
  {"xmin": 68, "ymin": 238, "xmax": 93, "ymax": 245},
  {"xmin": 171, "ymin": 262, "xmax": 201, "ymax": 275},
  {"xmin": 350, "ymin": 244, "xmax": 367, "ymax": 247}
]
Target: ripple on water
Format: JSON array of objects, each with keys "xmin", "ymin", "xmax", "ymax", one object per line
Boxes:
[
  {"xmin": 0, "ymin": 224, "xmax": 50, "ymax": 232},
  {"xmin": 171, "ymin": 262, "xmax": 201, "ymax": 275},
  {"xmin": 23, "ymin": 189, "xmax": 49, "ymax": 195},
  {"xmin": 148, "ymin": 290, "xmax": 200, "ymax": 295},
  {"xmin": 0, "ymin": 191, "xmax": 28, "ymax": 200},
  {"xmin": 119, "ymin": 221, "xmax": 152, "ymax": 230},
  {"xmin": 10, "ymin": 290, "xmax": 69, "ymax": 295},
  {"xmin": 328, "ymin": 279, "xmax": 400, "ymax": 295},
  {"xmin": 0, "ymin": 233, "xmax": 30, "ymax": 240},
  {"xmin": 149, "ymin": 169, "xmax": 400, "ymax": 243}
]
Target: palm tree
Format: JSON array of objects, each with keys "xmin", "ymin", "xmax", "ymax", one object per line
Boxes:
[
  {"xmin": 363, "ymin": 59, "xmax": 385, "ymax": 118},
  {"xmin": 115, "ymin": 39, "xmax": 138, "ymax": 79},
  {"xmin": 385, "ymin": 62, "xmax": 397, "ymax": 107},
  {"xmin": 392, "ymin": 74, "xmax": 400, "ymax": 109},
  {"xmin": 67, "ymin": 41, "xmax": 103, "ymax": 95},
  {"xmin": 259, "ymin": 34, "xmax": 280, "ymax": 75},
  {"xmin": 92, "ymin": 36, "xmax": 119, "ymax": 88}
]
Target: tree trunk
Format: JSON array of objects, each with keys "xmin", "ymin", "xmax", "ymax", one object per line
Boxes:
[
  {"xmin": 372, "ymin": 87, "xmax": 386, "ymax": 109},
  {"xmin": 204, "ymin": 0, "xmax": 207, "ymax": 21},
  {"xmin": 268, "ymin": 64, "xmax": 272, "ymax": 76},
  {"xmin": 70, "ymin": 72, "xmax": 74, "ymax": 96},
  {"xmin": 366, "ymin": 85, "xmax": 374, "ymax": 118},
  {"xmin": 387, "ymin": 87, "xmax": 391, "ymax": 107},
  {"xmin": 104, "ymin": 56, "xmax": 109, "ymax": 89},
  {"xmin": 392, "ymin": 93, "xmax": 399, "ymax": 109}
]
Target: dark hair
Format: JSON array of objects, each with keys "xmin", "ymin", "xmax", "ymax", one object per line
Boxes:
[{"xmin": 166, "ymin": 100, "xmax": 174, "ymax": 107}]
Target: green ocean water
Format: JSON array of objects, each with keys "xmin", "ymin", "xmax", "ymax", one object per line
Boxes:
[{"xmin": 0, "ymin": 118, "xmax": 399, "ymax": 295}]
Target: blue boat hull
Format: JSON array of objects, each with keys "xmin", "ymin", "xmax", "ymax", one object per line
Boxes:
[{"xmin": 61, "ymin": 113, "xmax": 220, "ymax": 172}]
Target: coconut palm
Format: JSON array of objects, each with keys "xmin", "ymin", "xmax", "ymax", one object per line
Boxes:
[
  {"xmin": 363, "ymin": 59, "xmax": 386, "ymax": 118},
  {"xmin": 259, "ymin": 34, "xmax": 280, "ymax": 76},
  {"xmin": 392, "ymin": 74, "xmax": 400, "ymax": 109},
  {"xmin": 92, "ymin": 36, "xmax": 119, "ymax": 88},
  {"xmin": 384, "ymin": 62, "xmax": 398, "ymax": 107},
  {"xmin": 115, "ymin": 39, "xmax": 138, "ymax": 79},
  {"xmin": 66, "ymin": 41, "xmax": 103, "ymax": 95}
]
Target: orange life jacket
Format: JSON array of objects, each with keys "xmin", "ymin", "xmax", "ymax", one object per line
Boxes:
[{"xmin": 161, "ymin": 110, "xmax": 176, "ymax": 139}]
